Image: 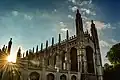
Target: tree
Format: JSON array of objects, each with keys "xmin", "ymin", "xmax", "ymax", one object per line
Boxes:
[
  {"xmin": 104, "ymin": 43, "xmax": 120, "ymax": 80},
  {"xmin": 106, "ymin": 43, "xmax": 120, "ymax": 64}
]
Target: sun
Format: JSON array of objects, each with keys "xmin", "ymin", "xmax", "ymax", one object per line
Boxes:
[{"xmin": 7, "ymin": 54, "xmax": 16, "ymax": 63}]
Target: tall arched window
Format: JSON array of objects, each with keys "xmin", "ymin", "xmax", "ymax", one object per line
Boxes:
[
  {"xmin": 61, "ymin": 51, "xmax": 66, "ymax": 70},
  {"xmin": 86, "ymin": 46, "xmax": 94, "ymax": 73},
  {"xmin": 70, "ymin": 47, "xmax": 78, "ymax": 72}
]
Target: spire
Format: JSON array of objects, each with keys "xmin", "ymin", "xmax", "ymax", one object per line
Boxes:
[
  {"xmin": 46, "ymin": 40, "xmax": 48, "ymax": 50},
  {"xmin": 77, "ymin": 9, "xmax": 81, "ymax": 15},
  {"xmin": 23, "ymin": 53, "xmax": 25, "ymax": 58},
  {"xmin": 75, "ymin": 9, "xmax": 83, "ymax": 36},
  {"xmin": 5, "ymin": 46, "xmax": 7, "ymax": 52},
  {"xmin": 76, "ymin": 9, "xmax": 81, "ymax": 18},
  {"xmin": 36, "ymin": 45, "xmax": 38, "ymax": 53},
  {"xmin": 2, "ymin": 45, "xmax": 5, "ymax": 52},
  {"xmin": 17, "ymin": 47, "xmax": 21, "ymax": 58},
  {"xmin": 52, "ymin": 37, "xmax": 54, "ymax": 46},
  {"xmin": 7, "ymin": 38, "xmax": 12, "ymax": 55},
  {"xmin": 91, "ymin": 20, "xmax": 99, "ymax": 47},
  {"xmin": 91, "ymin": 20, "xmax": 96, "ymax": 30},
  {"xmin": 26, "ymin": 50, "xmax": 28, "ymax": 57},
  {"xmin": 91, "ymin": 20, "xmax": 95, "ymax": 27},
  {"xmin": 59, "ymin": 34, "xmax": 61, "ymax": 44},
  {"xmin": 33, "ymin": 47, "xmax": 34, "ymax": 53},
  {"xmin": 41, "ymin": 43, "xmax": 43, "ymax": 51},
  {"xmin": 66, "ymin": 30, "xmax": 69, "ymax": 40},
  {"xmin": 18, "ymin": 47, "xmax": 21, "ymax": 53},
  {"xmin": 29, "ymin": 49, "xmax": 32, "ymax": 54},
  {"xmin": 91, "ymin": 20, "xmax": 94, "ymax": 24}
]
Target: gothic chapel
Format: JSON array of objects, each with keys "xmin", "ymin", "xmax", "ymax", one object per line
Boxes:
[{"xmin": 16, "ymin": 9, "xmax": 103, "ymax": 80}]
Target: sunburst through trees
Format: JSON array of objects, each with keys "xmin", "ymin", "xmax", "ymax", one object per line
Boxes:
[{"xmin": 0, "ymin": 38, "xmax": 27, "ymax": 80}]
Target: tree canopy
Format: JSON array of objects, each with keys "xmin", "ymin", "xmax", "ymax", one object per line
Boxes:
[
  {"xmin": 104, "ymin": 43, "xmax": 120, "ymax": 80},
  {"xmin": 106, "ymin": 43, "xmax": 120, "ymax": 64}
]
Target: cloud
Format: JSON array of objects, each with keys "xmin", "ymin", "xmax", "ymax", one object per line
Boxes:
[
  {"xmin": 71, "ymin": 6, "xmax": 78, "ymax": 12},
  {"xmin": 59, "ymin": 22, "xmax": 69, "ymax": 32},
  {"xmin": 61, "ymin": 28, "xmax": 68, "ymax": 32},
  {"xmin": 54, "ymin": 9, "xmax": 57, "ymax": 12},
  {"xmin": 24, "ymin": 14, "xmax": 33, "ymax": 20},
  {"xmin": 68, "ymin": 0, "xmax": 76, "ymax": 4},
  {"xmin": 81, "ymin": 8, "xmax": 96, "ymax": 15},
  {"xmin": 59, "ymin": 22, "xmax": 67, "ymax": 28},
  {"xmin": 99, "ymin": 38, "xmax": 119, "ymax": 65},
  {"xmin": 85, "ymin": 21, "xmax": 116, "ymax": 32},
  {"xmin": 99, "ymin": 40, "xmax": 111, "ymax": 48},
  {"xmin": 72, "ymin": 0, "xmax": 76, "ymax": 3},
  {"xmin": 104, "ymin": 23, "xmax": 116, "ymax": 29},
  {"xmin": 111, "ymin": 39, "xmax": 118, "ymax": 43},
  {"xmin": 68, "ymin": 15, "xmax": 74, "ymax": 19},
  {"xmin": 12, "ymin": 11, "xmax": 18, "ymax": 16},
  {"xmin": 81, "ymin": 8, "xmax": 90, "ymax": 14}
]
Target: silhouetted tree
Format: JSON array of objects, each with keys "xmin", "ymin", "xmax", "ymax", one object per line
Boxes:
[
  {"xmin": 106, "ymin": 43, "xmax": 120, "ymax": 64},
  {"xmin": 104, "ymin": 43, "xmax": 120, "ymax": 80}
]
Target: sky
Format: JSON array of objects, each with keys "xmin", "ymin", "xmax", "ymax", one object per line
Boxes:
[{"xmin": 0, "ymin": 0, "xmax": 120, "ymax": 65}]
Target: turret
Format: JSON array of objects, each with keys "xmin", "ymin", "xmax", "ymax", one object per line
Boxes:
[
  {"xmin": 41, "ymin": 43, "xmax": 43, "ymax": 51},
  {"xmin": 91, "ymin": 20, "xmax": 99, "ymax": 48},
  {"xmin": 7, "ymin": 38, "xmax": 12, "ymax": 55},
  {"xmin": 46, "ymin": 40, "xmax": 48, "ymax": 56},
  {"xmin": 58, "ymin": 34, "xmax": 61, "ymax": 44},
  {"xmin": 91, "ymin": 20, "xmax": 103, "ymax": 80},
  {"xmin": 17, "ymin": 47, "xmax": 21, "ymax": 58},
  {"xmin": 33, "ymin": 47, "xmax": 34, "ymax": 53},
  {"xmin": 5, "ymin": 46, "xmax": 7, "ymax": 53},
  {"xmin": 23, "ymin": 52, "xmax": 25, "ymax": 58},
  {"xmin": 46, "ymin": 40, "xmax": 48, "ymax": 50},
  {"xmin": 52, "ymin": 37, "xmax": 54, "ymax": 46},
  {"xmin": 26, "ymin": 50, "xmax": 28, "ymax": 57},
  {"xmin": 36, "ymin": 45, "xmax": 38, "ymax": 53},
  {"xmin": 2, "ymin": 45, "xmax": 5, "ymax": 52},
  {"xmin": 75, "ymin": 9, "xmax": 83, "ymax": 36},
  {"xmin": 66, "ymin": 30, "xmax": 69, "ymax": 40}
]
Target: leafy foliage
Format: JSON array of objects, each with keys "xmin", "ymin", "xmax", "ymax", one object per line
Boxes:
[
  {"xmin": 104, "ymin": 43, "xmax": 120, "ymax": 80},
  {"xmin": 106, "ymin": 43, "xmax": 120, "ymax": 64}
]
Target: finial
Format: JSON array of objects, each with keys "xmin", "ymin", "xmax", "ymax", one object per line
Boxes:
[
  {"xmin": 5, "ymin": 46, "xmax": 7, "ymax": 49},
  {"xmin": 46, "ymin": 40, "xmax": 48, "ymax": 49},
  {"xmin": 26, "ymin": 50, "xmax": 28, "ymax": 56},
  {"xmin": 33, "ymin": 47, "xmax": 34, "ymax": 53},
  {"xmin": 66, "ymin": 30, "xmax": 69, "ymax": 40},
  {"xmin": 36, "ymin": 45, "xmax": 38, "ymax": 53},
  {"xmin": 41, "ymin": 43, "xmax": 43, "ymax": 51},
  {"xmin": 77, "ymin": 9, "xmax": 79, "ymax": 13},
  {"xmin": 18, "ymin": 47, "xmax": 21, "ymax": 52},
  {"xmin": 91, "ymin": 20, "xmax": 94, "ymax": 24},
  {"xmin": 23, "ymin": 53, "xmax": 25, "ymax": 58},
  {"xmin": 10, "ymin": 38, "xmax": 12, "ymax": 41},
  {"xmin": 91, "ymin": 20, "xmax": 95, "ymax": 28},
  {"xmin": 52, "ymin": 37, "xmax": 54, "ymax": 46},
  {"xmin": 76, "ymin": 9, "xmax": 81, "ymax": 17},
  {"xmin": 59, "ymin": 34, "xmax": 61, "ymax": 43}
]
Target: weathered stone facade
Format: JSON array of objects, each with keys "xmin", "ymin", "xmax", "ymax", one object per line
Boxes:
[{"xmin": 15, "ymin": 9, "xmax": 103, "ymax": 80}]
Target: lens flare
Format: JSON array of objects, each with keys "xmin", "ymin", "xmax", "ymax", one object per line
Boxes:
[{"xmin": 7, "ymin": 54, "xmax": 16, "ymax": 63}]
